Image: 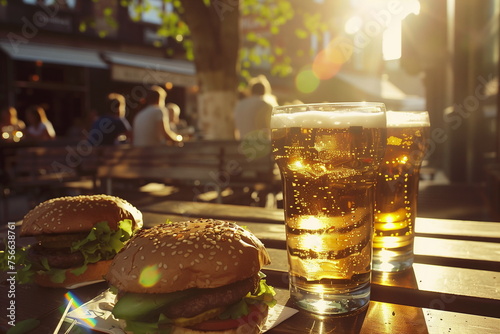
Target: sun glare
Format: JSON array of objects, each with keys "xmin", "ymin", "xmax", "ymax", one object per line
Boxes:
[
  {"xmin": 64, "ymin": 292, "xmax": 97, "ymax": 328},
  {"xmin": 139, "ymin": 264, "xmax": 162, "ymax": 288},
  {"xmin": 344, "ymin": 0, "xmax": 421, "ymax": 61}
]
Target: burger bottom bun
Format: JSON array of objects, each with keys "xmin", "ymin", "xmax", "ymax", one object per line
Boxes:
[
  {"xmin": 34, "ymin": 260, "xmax": 112, "ymax": 289},
  {"xmin": 120, "ymin": 304, "xmax": 269, "ymax": 334}
]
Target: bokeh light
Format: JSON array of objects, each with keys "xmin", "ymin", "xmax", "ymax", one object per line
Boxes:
[
  {"xmin": 295, "ymin": 68, "xmax": 320, "ymax": 94},
  {"xmin": 139, "ymin": 264, "xmax": 162, "ymax": 288}
]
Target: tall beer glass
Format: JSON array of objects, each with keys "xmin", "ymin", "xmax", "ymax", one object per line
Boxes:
[
  {"xmin": 271, "ymin": 103, "xmax": 386, "ymax": 314},
  {"xmin": 373, "ymin": 111, "xmax": 430, "ymax": 272}
]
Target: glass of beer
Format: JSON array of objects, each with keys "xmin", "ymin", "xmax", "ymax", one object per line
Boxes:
[
  {"xmin": 271, "ymin": 102, "xmax": 387, "ymax": 314},
  {"xmin": 372, "ymin": 111, "xmax": 430, "ymax": 272}
]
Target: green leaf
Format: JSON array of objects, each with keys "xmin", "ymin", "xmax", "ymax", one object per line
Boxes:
[
  {"xmin": 218, "ymin": 299, "xmax": 248, "ymax": 320},
  {"xmin": 295, "ymin": 29, "xmax": 308, "ymax": 39},
  {"xmin": 71, "ymin": 220, "xmax": 134, "ymax": 268},
  {"xmin": 122, "ymin": 320, "xmax": 170, "ymax": 334},
  {"xmin": 103, "ymin": 7, "xmax": 113, "ymax": 16},
  {"xmin": 40, "ymin": 257, "xmax": 50, "ymax": 271},
  {"xmin": 49, "ymin": 268, "xmax": 68, "ymax": 284},
  {"xmin": 113, "ymin": 289, "xmax": 195, "ymax": 321},
  {"xmin": 70, "ymin": 264, "xmax": 88, "ymax": 277},
  {"xmin": 78, "ymin": 22, "xmax": 87, "ymax": 32}
]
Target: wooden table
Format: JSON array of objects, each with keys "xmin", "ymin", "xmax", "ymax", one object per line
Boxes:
[{"xmin": 1, "ymin": 200, "xmax": 499, "ymax": 333}]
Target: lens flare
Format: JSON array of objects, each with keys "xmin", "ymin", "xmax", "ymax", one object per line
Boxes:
[
  {"xmin": 295, "ymin": 69, "xmax": 320, "ymax": 94},
  {"xmin": 64, "ymin": 292, "xmax": 97, "ymax": 328},
  {"xmin": 312, "ymin": 49, "xmax": 343, "ymax": 80},
  {"xmin": 312, "ymin": 37, "xmax": 353, "ymax": 80},
  {"xmin": 139, "ymin": 264, "xmax": 162, "ymax": 288}
]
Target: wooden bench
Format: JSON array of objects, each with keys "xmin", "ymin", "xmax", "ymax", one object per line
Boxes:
[
  {"xmin": 96, "ymin": 140, "xmax": 279, "ymax": 204},
  {"xmin": 3, "ymin": 144, "xmax": 99, "ymax": 190},
  {"xmin": 1, "ymin": 142, "xmax": 101, "ymax": 222}
]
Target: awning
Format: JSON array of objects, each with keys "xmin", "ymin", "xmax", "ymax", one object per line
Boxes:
[
  {"xmin": 0, "ymin": 40, "xmax": 108, "ymax": 69},
  {"xmin": 104, "ymin": 52, "xmax": 197, "ymax": 87}
]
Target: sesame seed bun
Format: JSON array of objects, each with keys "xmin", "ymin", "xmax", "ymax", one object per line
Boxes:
[
  {"xmin": 18, "ymin": 195, "xmax": 143, "ymax": 288},
  {"xmin": 20, "ymin": 194, "xmax": 143, "ymax": 236},
  {"xmin": 106, "ymin": 219, "xmax": 271, "ymax": 294}
]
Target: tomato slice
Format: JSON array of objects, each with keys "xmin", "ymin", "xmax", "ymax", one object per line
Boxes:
[{"xmin": 190, "ymin": 304, "xmax": 266, "ymax": 331}]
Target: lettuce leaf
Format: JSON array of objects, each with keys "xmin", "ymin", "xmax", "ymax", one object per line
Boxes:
[
  {"xmin": 122, "ymin": 319, "xmax": 172, "ymax": 334},
  {"xmin": 0, "ymin": 220, "xmax": 134, "ymax": 284},
  {"xmin": 0, "ymin": 245, "xmax": 34, "ymax": 284},
  {"xmin": 71, "ymin": 219, "xmax": 133, "ymax": 264},
  {"xmin": 219, "ymin": 273, "xmax": 276, "ymax": 320}
]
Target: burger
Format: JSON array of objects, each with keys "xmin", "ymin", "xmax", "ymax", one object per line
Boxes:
[
  {"xmin": 106, "ymin": 219, "xmax": 276, "ymax": 334},
  {"xmin": 18, "ymin": 194, "xmax": 143, "ymax": 288}
]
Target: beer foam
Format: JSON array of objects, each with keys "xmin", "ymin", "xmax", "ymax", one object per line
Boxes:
[
  {"xmin": 271, "ymin": 111, "xmax": 386, "ymax": 129},
  {"xmin": 386, "ymin": 111, "xmax": 430, "ymax": 128}
]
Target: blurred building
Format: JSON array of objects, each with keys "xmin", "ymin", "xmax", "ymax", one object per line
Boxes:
[{"xmin": 0, "ymin": 0, "xmax": 197, "ymax": 137}]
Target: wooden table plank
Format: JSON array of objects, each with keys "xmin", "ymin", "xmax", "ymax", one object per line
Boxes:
[
  {"xmin": 266, "ymin": 248, "xmax": 500, "ymax": 295},
  {"xmin": 422, "ymin": 308, "xmax": 500, "ymax": 334},
  {"xmin": 268, "ymin": 291, "xmax": 500, "ymax": 334},
  {"xmin": 414, "ymin": 237, "xmax": 500, "ymax": 264},
  {"xmin": 139, "ymin": 201, "xmax": 500, "ymax": 240},
  {"xmin": 413, "ymin": 263, "xmax": 500, "ymax": 301},
  {"xmin": 140, "ymin": 200, "xmax": 285, "ymax": 224},
  {"xmin": 416, "ymin": 217, "xmax": 500, "ymax": 240},
  {"xmin": 264, "ymin": 249, "xmax": 500, "ymax": 305}
]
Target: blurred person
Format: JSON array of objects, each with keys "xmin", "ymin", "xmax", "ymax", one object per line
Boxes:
[
  {"xmin": 233, "ymin": 75, "xmax": 277, "ymax": 141},
  {"xmin": 132, "ymin": 85, "xmax": 183, "ymax": 146},
  {"xmin": 166, "ymin": 102, "xmax": 193, "ymax": 139},
  {"xmin": 1, "ymin": 106, "xmax": 25, "ymax": 142},
  {"xmin": 166, "ymin": 102, "xmax": 182, "ymax": 130},
  {"xmin": 88, "ymin": 93, "xmax": 132, "ymax": 146},
  {"xmin": 24, "ymin": 105, "xmax": 56, "ymax": 141}
]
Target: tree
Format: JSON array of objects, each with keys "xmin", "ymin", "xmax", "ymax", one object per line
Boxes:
[
  {"xmin": 177, "ymin": 0, "xmax": 241, "ymax": 140},
  {"xmin": 122, "ymin": 0, "xmax": 296, "ymax": 140}
]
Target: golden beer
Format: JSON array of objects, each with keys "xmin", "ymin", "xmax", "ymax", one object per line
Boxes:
[
  {"xmin": 271, "ymin": 103, "xmax": 386, "ymax": 314},
  {"xmin": 373, "ymin": 111, "xmax": 430, "ymax": 272}
]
